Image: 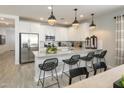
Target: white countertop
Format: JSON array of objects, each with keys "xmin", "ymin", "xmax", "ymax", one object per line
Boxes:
[
  {"xmin": 66, "ymin": 64, "xmax": 124, "ymax": 88},
  {"xmin": 33, "ymin": 48, "xmax": 95, "ymax": 58}
]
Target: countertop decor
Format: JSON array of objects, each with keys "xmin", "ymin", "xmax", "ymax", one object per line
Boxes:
[
  {"xmin": 113, "ymin": 75, "xmax": 124, "ymax": 88},
  {"xmin": 46, "ymin": 44, "xmax": 57, "ymax": 54}
]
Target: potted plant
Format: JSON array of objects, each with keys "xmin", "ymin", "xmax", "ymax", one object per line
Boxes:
[{"xmin": 46, "ymin": 43, "xmax": 57, "ymax": 54}]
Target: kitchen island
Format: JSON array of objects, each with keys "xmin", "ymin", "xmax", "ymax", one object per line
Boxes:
[{"xmin": 33, "ymin": 48, "xmax": 95, "ymax": 81}]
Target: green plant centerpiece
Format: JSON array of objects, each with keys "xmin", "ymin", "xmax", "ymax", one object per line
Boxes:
[
  {"xmin": 46, "ymin": 43, "xmax": 57, "ymax": 54},
  {"xmin": 121, "ymin": 74, "xmax": 124, "ymax": 87}
]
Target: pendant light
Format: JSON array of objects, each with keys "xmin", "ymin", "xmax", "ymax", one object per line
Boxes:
[
  {"xmin": 48, "ymin": 5, "xmax": 56, "ymax": 25},
  {"xmin": 90, "ymin": 13, "xmax": 96, "ymax": 30},
  {"xmin": 72, "ymin": 8, "xmax": 79, "ymax": 27}
]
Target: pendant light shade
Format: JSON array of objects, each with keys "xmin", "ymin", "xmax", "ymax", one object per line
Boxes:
[
  {"xmin": 72, "ymin": 8, "xmax": 79, "ymax": 27},
  {"xmin": 48, "ymin": 6, "xmax": 56, "ymax": 25},
  {"xmin": 90, "ymin": 13, "xmax": 96, "ymax": 30}
]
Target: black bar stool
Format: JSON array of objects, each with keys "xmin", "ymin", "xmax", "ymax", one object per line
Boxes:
[
  {"xmin": 37, "ymin": 58, "xmax": 60, "ymax": 88},
  {"xmin": 80, "ymin": 51, "xmax": 94, "ymax": 70},
  {"xmin": 69, "ymin": 67, "xmax": 89, "ymax": 85},
  {"xmin": 93, "ymin": 62, "xmax": 107, "ymax": 75},
  {"xmin": 94, "ymin": 50, "xmax": 107, "ymax": 63},
  {"xmin": 61, "ymin": 55, "xmax": 80, "ymax": 78}
]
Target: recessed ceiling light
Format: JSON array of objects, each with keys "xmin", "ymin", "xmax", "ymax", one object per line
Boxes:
[
  {"xmin": 80, "ymin": 15, "xmax": 84, "ymax": 18},
  {"xmin": 64, "ymin": 22, "xmax": 68, "ymax": 24},
  {"xmin": 40, "ymin": 17, "xmax": 44, "ymax": 20},
  {"xmin": 0, "ymin": 21, "xmax": 9, "ymax": 25},
  {"xmin": 48, "ymin": 6, "xmax": 52, "ymax": 10},
  {"xmin": 0, "ymin": 17, "xmax": 4, "ymax": 20},
  {"xmin": 5, "ymin": 22, "xmax": 9, "ymax": 25}
]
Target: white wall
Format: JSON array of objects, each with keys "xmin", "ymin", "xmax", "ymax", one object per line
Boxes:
[
  {"xmin": 6, "ymin": 27, "xmax": 15, "ymax": 51},
  {"xmin": 0, "ymin": 27, "xmax": 15, "ymax": 54}
]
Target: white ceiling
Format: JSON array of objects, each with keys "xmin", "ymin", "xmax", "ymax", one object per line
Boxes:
[{"xmin": 0, "ymin": 5, "xmax": 123, "ymax": 26}]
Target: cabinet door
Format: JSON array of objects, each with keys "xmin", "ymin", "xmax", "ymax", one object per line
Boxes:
[
  {"xmin": 55, "ymin": 27, "xmax": 68, "ymax": 41},
  {"xmin": 79, "ymin": 23, "xmax": 90, "ymax": 41},
  {"xmin": 67, "ymin": 23, "xmax": 90, "ymax": 41},
  {"xmin": 62, "ymin": 28, "xmax": 68, "ymax": 41},
  {"xmin": 67, "ymin": 27, "xmax": 78, "ymax": 41},
  {"xmin": 30, "ymin": 23, "xmax": 45, "ymax": 41},
  {"xmin": 19, "ymin": 21, "xmax": 30, "ymax": 33}
]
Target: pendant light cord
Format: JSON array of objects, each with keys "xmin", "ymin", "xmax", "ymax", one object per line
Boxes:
[
  {"xmin": 91, "ymin": 13, "xmax": 94, "ymax": 24},
  {"xmin": 51, "ymin": 5, "xmax": 53, "ymax": 15},
  {"xmin": 74, "ymin": 8, "xmax": 77, "ymax": 20}
]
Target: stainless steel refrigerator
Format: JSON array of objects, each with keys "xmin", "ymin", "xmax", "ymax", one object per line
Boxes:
[{"xmin": 19, "ymin": 33, "xmax": 39, "ymax": 64}]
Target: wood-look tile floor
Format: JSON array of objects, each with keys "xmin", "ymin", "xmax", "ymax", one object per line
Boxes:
[{"xmin": 0, "ymin": 51, "xmax": 106, "ymax": 88}]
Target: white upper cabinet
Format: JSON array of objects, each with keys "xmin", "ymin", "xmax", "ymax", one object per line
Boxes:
[
  {"xmin": 19, "ymin": 21, "xmax": 90, "ymax": 42},
  {"xmin": 30, "ymin": 23, "xmax": 45, "ymax": 41},
  {"xmin": 67, "ymin": 23, "xmax": 90, "ymax": 41},
  {"xmin": 44, "ymin": 26, "xmax": 56, "ymax": 36},
  {"xmin": 19, "ymin": 21, "xmax": 30, "ymax": 33},
  {"xmin": 67, "ymin": 27, "xmax": 81, "ymax": 41},
  {"xmin": 55, "ymin": 27, "xmax": 68, "ymax": 41},
  {"xmin": 79, "ymin": 23, "xmax": 90, "ymax": 41}
]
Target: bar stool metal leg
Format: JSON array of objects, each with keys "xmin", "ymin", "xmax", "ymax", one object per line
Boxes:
[
  {"xmin": 61, "ymin": 63, "xmax": 65, "ymax": 78},
  {"xmin": 77, "ymin": 63, "xmax": 79, "ymax": 67},
  {"xmin": 55, "ymin": 68, "xmax": 60, "ymax": 88},
  {"xmin": 91, "ymin": 60, "xmax": 94, "ymax": 68},
  {"xmin": 78, "ymin": 60, "xmax": 81, "ymax": 67},
  {"xmin": 51, "ymin": 70, "xmax": 54, "ymax": 80},
  {"xmin": 85, "ymin": 61, "xmax": 88, "ymax": 69},
  {"xmin": 42, "ymin": 71, "xmax": 45, "ymax": 88},
  {"xmin": 97, "ymin": 58, "xmax": 98, "ymax": 63},
  {"xmin": 69, "ymin": 77, "xmax": 72, "ymax": 85},
  {"xmin": 37, "ymin": 70, "xmax": 42, "ymax": 86},
  {"xmin": 69, "ymin": 65, "xmax": 72, "ymax": 70},
  {"xmin": 104, "ymin": 58, "xmax": 106, "ymax": 63},
  {"xmin": 76, "ymin": 63, "xmax": 81, "ymax": 80}
]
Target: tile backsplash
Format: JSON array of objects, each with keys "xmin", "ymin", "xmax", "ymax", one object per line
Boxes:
[{"xmin": 40, "ymin": 41, "xmax": 85, "ymax": 48}]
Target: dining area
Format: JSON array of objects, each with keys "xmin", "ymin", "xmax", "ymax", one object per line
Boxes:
[{"xmin": 33, "ymin": 48, "xmax": 108, "ymax": 88}]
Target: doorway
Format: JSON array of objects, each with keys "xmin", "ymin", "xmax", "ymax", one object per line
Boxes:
[{"xmin": 0, "ymin": 17, "xmax": 15, "ymax": 55}]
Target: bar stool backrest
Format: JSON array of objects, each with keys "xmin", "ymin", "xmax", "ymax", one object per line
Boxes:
[
  {"xmin": 87, "ymin": 51, "xmax": 94, "ymax": 59},
  {"xmin": 67, "ymin": 55, "xmax": 80, "ymax": 65},
  {"xmin": 71, "ymin": 55, "xmax": 80, "ymax": 61},
  {"xmin": 100, "ymin": 50, "xmax": 107, "ymax": 58},
  {"xmin": 42, "ymin": 58, "xmax": 58, "ymax": 71}
]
